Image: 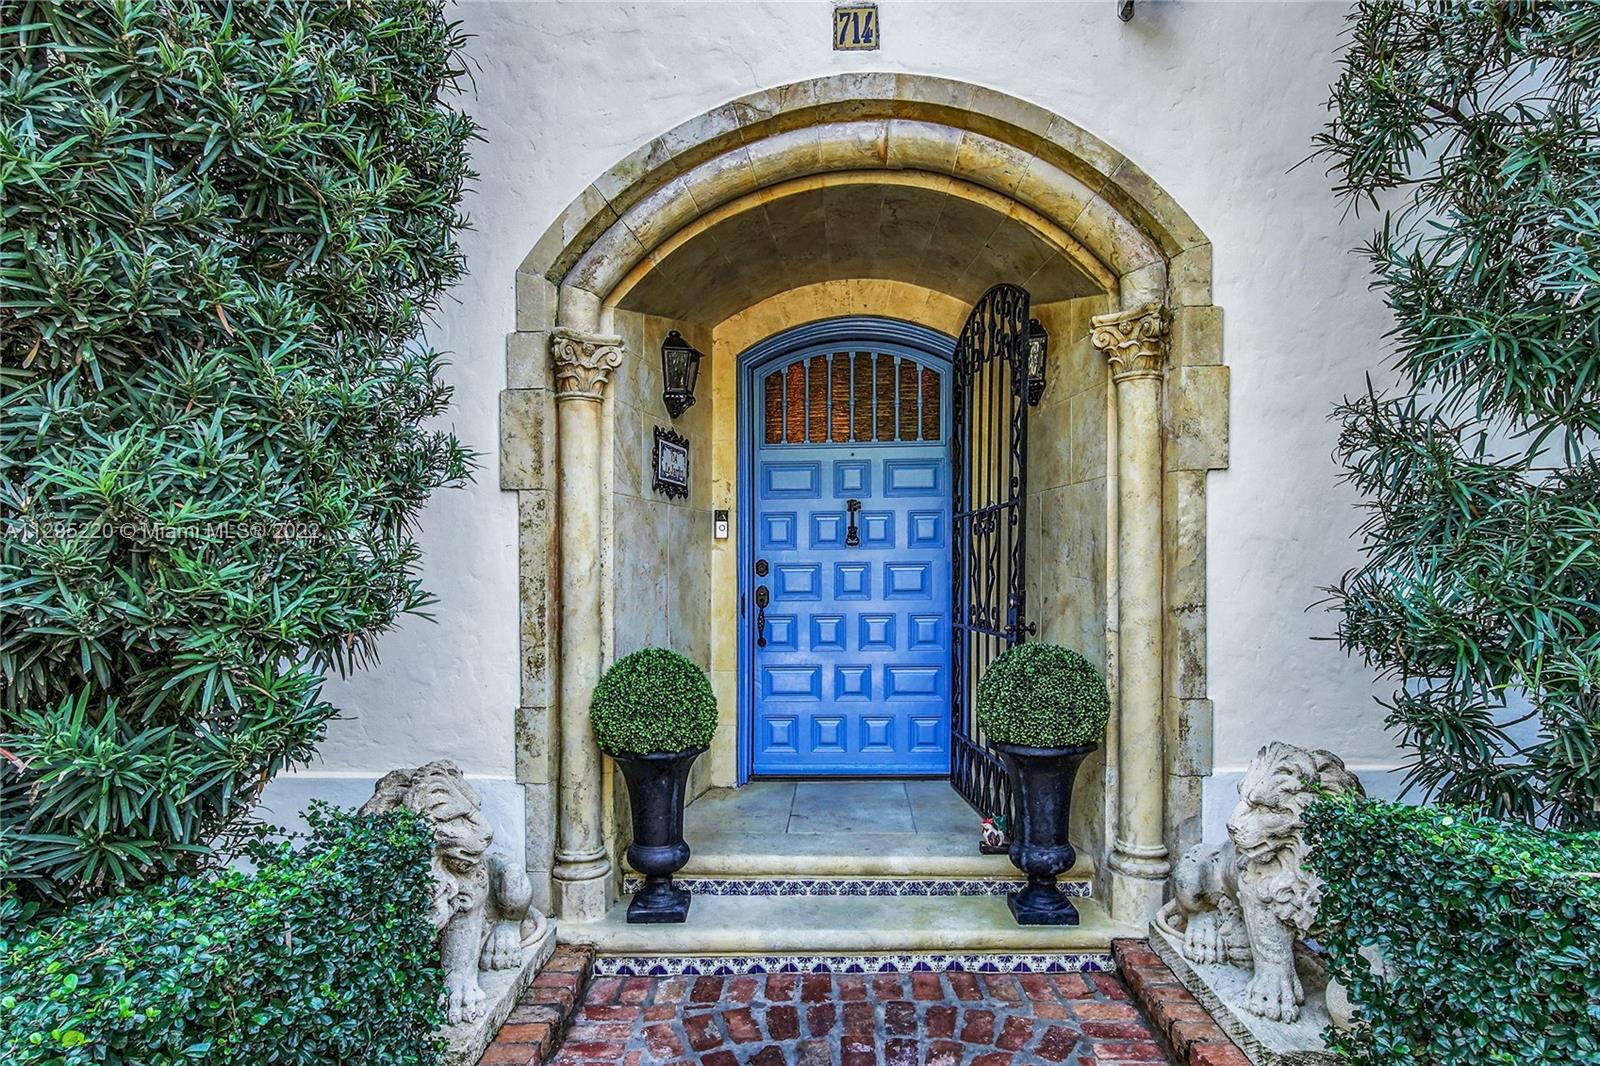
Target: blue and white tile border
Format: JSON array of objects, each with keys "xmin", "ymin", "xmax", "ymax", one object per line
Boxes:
[
  {"xmin": 591, "ymin": 952, "xmax": 1114, "ymax": 977},
  {"xmin": 621, "ymin": 875, "xmax": 1092, "ymax": 898}
]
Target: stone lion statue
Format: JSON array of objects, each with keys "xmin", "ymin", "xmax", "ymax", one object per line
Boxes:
[
  {"xmin": 360, "ymin": 760, "xmax": 543, "ymax": 1025},
  {"xmin": 1159, "ymin": 741, "xmax": 1363, "ymax": 1023}
]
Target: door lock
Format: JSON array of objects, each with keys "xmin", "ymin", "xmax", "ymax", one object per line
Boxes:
[
  {"xmin": 754, "ymin": 585, "xmax": 770, "ymax": 647},
  {"xmin": 845, "ymin": 498, "xmax": 862, "ymax": 547}
]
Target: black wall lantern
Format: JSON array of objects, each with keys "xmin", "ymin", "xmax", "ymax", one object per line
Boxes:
[
  {"xmin": 1025, "ymin": 318, "xmax": 1049, "ymax": 406},
  {"xmin": 660, "ymin": 330, "xmax": 702, "ymax": 418}
]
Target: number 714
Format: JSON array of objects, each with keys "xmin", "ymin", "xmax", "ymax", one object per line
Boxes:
[{"xmin": 836, "ymin": 7, "xmax": 878, "ymax": 48}]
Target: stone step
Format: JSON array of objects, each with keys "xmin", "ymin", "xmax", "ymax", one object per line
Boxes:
[
  {"xmin": 658, "ymin": 827, "xmax": 1096, "ymax": 882},
  {"xmin": 559, "ymin": 892, "xmax": 1136, "ymax": 976}
]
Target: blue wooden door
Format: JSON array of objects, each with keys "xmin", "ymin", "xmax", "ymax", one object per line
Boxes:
[{"xmin": 745, "ymin": 334, "xmax": 952, "ymax": 776}]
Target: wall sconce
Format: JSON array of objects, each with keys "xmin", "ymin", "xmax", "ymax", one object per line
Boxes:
[
  {"xmin": 660, "ymin": 329, "xmax": 702, "ymax": 418},
  {"xmin": 1025, "ymin": 318, "xmax": 1049, "ymax": 406}
]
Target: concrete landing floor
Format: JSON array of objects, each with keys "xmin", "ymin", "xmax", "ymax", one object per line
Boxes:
[
  {"xmin": 672, "ymin": 780, "xmax": 1092, "ymax": 881},
  {"xmin": 692, "ymin": 780, "xmax": 975, "ymax": 836}
]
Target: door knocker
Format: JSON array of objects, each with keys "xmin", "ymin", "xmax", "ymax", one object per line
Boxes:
[{"xmin": 845, "ymin": 499, "xmax": 862, "ymax": 547}]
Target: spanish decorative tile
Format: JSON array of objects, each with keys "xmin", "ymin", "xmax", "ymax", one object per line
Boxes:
[
  {"xmin": 590, "ymin": 951, "xmax": 1114, "ymax": 977},
  {"xmin": 620, "ymin": 875, "xmax": 1092, "ymax": 898}
]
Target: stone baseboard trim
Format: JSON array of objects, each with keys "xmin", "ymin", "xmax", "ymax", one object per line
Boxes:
[
  {"xmin": 592, "ymin": 951, "xmax": 1115, "ymax": 977},
  {"xmin": 621, "ymin": 874, "xmax": 1092, "ymax": 898},
  {"xmin": 477, "ymin": 944, "xmax": 597, "ymax": 1066},
  {"xmin": 1114, "ymin": 938, "xmax": 1251, "ymax": 1066}
]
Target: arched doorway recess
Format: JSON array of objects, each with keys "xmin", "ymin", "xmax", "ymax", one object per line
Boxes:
[{"xmin": 501, "ymin": 74, "xmax": 1228, "ymax": 928}]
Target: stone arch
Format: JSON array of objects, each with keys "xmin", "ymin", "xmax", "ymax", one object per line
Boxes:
[{"xmin": 504, "ymin": 74, "xmax": 1227, "ymax": 927}]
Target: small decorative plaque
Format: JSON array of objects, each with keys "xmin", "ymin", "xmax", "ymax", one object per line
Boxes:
[
  {"xmin": 833, "ymin": 3, "xmax": 879, "ymax": 51},
  {"xmin": 652, "ymin": 426, "xmax": 690, "ymax": 500}
]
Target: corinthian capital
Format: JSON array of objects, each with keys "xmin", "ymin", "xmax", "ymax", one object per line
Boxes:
[
  {"xmin": 1091, "ymin": 303, "xmax": 1168, "ymax": 381},
  {"xmin": 551, "ymin": 328, "xmax": 624, "ymax": 400}
]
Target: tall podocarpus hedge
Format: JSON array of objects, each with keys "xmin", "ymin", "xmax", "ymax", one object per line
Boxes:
[
  {"xmin": 1316, "ymin": 0, "xmax": 1600, "ymax": 827},
  {"xmin": 0, "ymin": 0, "xmax": 476, "ymax": 901}
]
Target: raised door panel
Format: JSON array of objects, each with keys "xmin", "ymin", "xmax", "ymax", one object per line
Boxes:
[{"xmin": 752, "ymin": 443, "xmax": 950, "ymax": 775}]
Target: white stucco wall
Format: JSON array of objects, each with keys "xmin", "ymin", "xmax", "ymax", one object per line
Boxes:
[{"xmin": 267, "ymin": 0, "xmax": 1408, "ymax": 856}]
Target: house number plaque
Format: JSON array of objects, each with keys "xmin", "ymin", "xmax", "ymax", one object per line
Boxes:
[
  {"xmin": 833, "ymin": 3, "xmax": 879, "ymax": 50},
  {"xmin": 652, "ymin": 426, "xmax": 690, "ymax": 500}
]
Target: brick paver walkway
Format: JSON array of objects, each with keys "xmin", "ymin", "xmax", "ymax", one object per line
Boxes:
[{"xmin": 547, "ymin": 969, "xmax": 1173, "ymax": 1065}]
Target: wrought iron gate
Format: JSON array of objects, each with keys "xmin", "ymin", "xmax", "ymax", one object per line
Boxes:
[{"xmin": 949, "ymin": 283, "xmax": 1033, "ymax": 825}]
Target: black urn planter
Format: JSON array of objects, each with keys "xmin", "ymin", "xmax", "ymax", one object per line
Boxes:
[
  {"xmin": 615, "ymin": 745, "xmax": 705, "ymax": 924},
  {"xmin": 993, "ymin": 741, "xmax": 1096, "ymax": 926}
]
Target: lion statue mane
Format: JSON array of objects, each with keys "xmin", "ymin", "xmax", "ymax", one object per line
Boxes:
[
  {"xmin": 361, "ymin": 760, "xmax": 544, "ymax": 1025},
  {"xmin": 1158, "ymin": 741, "xmax": 1363, "ymax": 1023}
]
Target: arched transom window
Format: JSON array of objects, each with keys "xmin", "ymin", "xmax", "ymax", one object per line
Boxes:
[{"xmin": 760, "ymin": 351, "xmax": 944, "ymax": 445}]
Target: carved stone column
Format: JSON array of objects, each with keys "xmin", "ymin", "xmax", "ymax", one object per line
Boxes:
[
  {"xmin": 1092, "ymin": 303, "xmax": 1172, "ymax": 924},
  {"xmin": 549, "ymin": 327, "xmax": 623, "ymax": 921}
]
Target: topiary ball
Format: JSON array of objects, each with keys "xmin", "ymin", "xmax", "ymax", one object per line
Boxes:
[
  {"xmin": 590, "ymin": 648, "xmax": 718, "ymax": 757},
  {"xmin": 977, "ymin": 643, "xmax": 1109, "ymax": 749}
]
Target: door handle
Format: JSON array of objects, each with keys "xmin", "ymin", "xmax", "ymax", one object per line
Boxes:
[
  {"xmin": 845, "ymin": 498, "xmax": 862, "ymax": 547},
  {"xmin": 754, "ymin": 585, "xmax": 770, "ymax": 647}
]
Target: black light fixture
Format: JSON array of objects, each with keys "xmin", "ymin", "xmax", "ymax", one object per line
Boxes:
[
  {"xmin": 1025, "ymin": 317, "xmax": 1049, "ymax": 406},
  {"xmin": 660, "ymin": 329, "xmax": 702, "ymax": 418}
]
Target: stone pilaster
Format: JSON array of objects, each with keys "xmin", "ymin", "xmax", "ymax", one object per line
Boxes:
[
  {"xmin": 1092, "ymin": 302, "xmax": 1172, "ymax": 924},
  {"xmin": 549, "ymin": 327, "xmax": 623, "ymax": 922}
]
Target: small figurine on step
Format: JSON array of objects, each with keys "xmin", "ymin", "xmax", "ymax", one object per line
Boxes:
[{"xmin": 980, "ymin": 815, "xmax": 1009, "ymax": 854}]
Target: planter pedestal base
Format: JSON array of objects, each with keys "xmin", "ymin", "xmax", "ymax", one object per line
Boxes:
[
  {"xmin": 627, "ymin": 877, "xmax": 691, "ymax": 923},
  {"xmin": 1007, "ymin": 878, "xmax": 1081, "ymax": 926}
]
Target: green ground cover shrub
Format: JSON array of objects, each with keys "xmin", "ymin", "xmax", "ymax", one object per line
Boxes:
[
  {"xmin": 0, "ymin": 0, "xmax": 476, "ymax": 901},
  {"xmin": 1305, "ymin": 796, "xmax": 1600, "ymax": 1064},
  {"xmin": 0, "ymin": 805, "xmax": 445, "ymax": 1066},
  {"xmin": 590, "ymin": 648, "xmax": 718, "ymax": 757},
  {"xmin": 976, "ymin": 643, "xmax": 1109, "ymax": 749}
]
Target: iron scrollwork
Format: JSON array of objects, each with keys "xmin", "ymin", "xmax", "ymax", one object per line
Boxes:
[{"xmin": 949, "ymin": 283, "xmax": 1034, "ymax": 828}]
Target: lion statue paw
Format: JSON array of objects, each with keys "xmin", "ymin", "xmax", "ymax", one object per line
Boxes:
[
  {"xmin": 1245, "ymin": 961, "xmax": 1305, "ymax": 1023},
  {"xmin": 446, "ymin": 974, "xmax": 488, "ymax": 1025}
]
